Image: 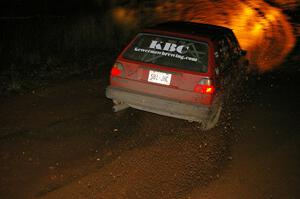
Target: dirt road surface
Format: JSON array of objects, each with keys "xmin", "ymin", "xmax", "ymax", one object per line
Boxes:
[{"xmin": 0, "ymin": 66, "xmax": 299, "ymax": 199}]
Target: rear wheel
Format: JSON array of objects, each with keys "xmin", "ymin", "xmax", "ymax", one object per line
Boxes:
[{"xmin": 200, "ymin": 102, "xmax": 222, "ymax": 131}]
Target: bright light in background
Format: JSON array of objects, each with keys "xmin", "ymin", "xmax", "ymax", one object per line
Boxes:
[
  {"xmin": 112, "ymin": 7, "xmax": 137, "ymax": 27},
  {"xmin": 112, "ymin": 0, "xmax": 298, "ymax": 72}
]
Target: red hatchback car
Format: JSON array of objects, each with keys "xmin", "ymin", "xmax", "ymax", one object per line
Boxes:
[{"xmin": 106, "ymin": 21, "xmax": 248, "ymax": 130}]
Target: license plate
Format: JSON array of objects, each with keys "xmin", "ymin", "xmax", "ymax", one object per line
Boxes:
[{"xmin": 148, "ymin": 70, "xmax": 172, "ymax": 85}]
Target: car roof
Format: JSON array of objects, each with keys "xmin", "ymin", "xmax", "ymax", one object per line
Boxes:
[{"xmin": 144, "ymin": 21, "xmax": 233, "ymax": 40}]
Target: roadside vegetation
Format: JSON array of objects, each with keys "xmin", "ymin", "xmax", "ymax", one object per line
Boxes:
[{"xmin": 0, "ymin": 12, "xmax": 138, "ymax": 95}]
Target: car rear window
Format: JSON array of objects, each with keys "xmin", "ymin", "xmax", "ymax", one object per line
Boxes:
[{"xmin": 122, "ymin": 33, "xmax": 209, "ymax": 73}]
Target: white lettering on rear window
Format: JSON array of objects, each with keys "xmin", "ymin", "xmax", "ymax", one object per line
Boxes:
[
  {"xmin": 134, "ymin": 47, "xmax": 198, "ymax": 62},
  {"xmin": 149, "ymin": 40, "xmax": 189, "ymax": 54}
]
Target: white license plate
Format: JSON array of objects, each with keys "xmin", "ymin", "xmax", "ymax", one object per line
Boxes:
[{"xmin": 148, "ymin": 70, "xmax": 172, "ymax": 85}]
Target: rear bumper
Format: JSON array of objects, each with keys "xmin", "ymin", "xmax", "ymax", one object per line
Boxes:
[{"xmin": 106, "ymin": 86, "xmax": 212, "ymax": 122}]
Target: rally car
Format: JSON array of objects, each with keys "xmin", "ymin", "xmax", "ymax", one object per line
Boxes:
[{"xmin": 106, "ymin": 21, "xmax": 248, "ymax": 130}]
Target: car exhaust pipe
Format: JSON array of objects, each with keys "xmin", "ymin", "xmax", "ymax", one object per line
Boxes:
[{"xmin": 112, "ymin": 104, "xmax": 129, "ymax": 112}]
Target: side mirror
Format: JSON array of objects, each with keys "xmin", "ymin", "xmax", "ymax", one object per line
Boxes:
[{"xmin": 240, "ymin": 50, "xmax": 247, "ymax": 56}]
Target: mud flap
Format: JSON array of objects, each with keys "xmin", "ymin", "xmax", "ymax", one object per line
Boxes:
[{"xmin": 200, "ymin": 102, "xmax": 222, "ymax": 131}]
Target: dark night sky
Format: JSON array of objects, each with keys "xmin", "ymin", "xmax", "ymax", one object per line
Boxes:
[
  {"xmin": 0, "ymin": 0, "xmax": 102, "ymax": 17},
  {"xmin": 0, "ymin": 0, "xmax": 145, "ymax": 17},
  {"xmin": 0, "ymin": 1, "xmax": 298, "ymax": 23},
  {"xmin": 0, "ymin": 0, "xmax": 298, "ymax": 24}
]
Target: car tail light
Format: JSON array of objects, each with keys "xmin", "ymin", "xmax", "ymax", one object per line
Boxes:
[
  {"xmin": 111, "ymin": 62, "xmax": 124, "ymax": 77},
  {"xmin": 194, "ymin": 78, "xmax": 215, "ymax": 94}
]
